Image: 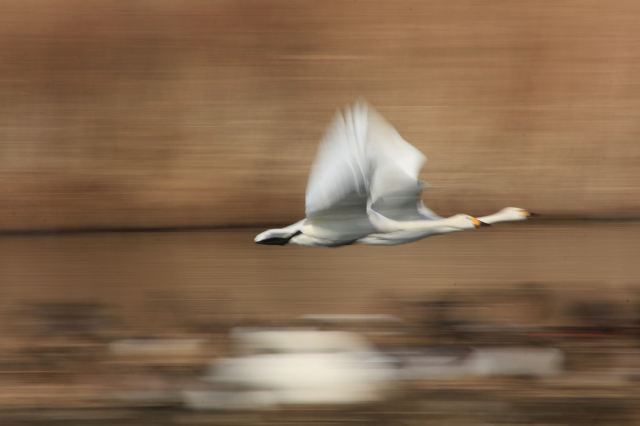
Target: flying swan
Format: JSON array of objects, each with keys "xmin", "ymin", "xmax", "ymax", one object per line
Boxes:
[{"xmin": 255, "ymin": 100, "xmax": 536, "ymax": 247}]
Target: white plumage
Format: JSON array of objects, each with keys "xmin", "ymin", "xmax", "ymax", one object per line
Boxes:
[{"xmin": 255, "ymin": 99, "xmax": 535, "ymax": 247}]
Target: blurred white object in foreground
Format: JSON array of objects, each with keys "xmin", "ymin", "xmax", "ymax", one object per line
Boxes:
[
  {"xmin": 183, "ymin": 329, "xmax": 397, "ymax": 410},
  {"xmin": 468, "ymin": 347, "xmax": 564, "ymax": 377},
  {"xmin": 400, "ymin": 347, "xmax": 564, "ymax": 380}
]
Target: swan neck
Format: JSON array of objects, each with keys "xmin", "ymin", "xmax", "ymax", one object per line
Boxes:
[{"xmin": 477, "ymin": 210, "xmax": 515, "ymax": 225}]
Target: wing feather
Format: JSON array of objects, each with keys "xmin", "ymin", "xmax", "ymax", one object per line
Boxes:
[
  {"xmin": 304, "ymin": 99, "xmax": 440, "ymax": 240},
  {"xmin": 365, "ymin": 104, "xmax": 440, "ymax": 221},
  {"xmin": 305, "ymin": 100, "xmax": 371, "ymax": 221}
]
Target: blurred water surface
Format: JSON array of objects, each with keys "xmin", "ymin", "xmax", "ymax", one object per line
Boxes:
[
  {"xmin": 1, "ymin": 222, "xmax": 640, "ymax": 424},
  {"xmin": 1, "ymin": 221, "xmax": 639, "ymax": 330}
]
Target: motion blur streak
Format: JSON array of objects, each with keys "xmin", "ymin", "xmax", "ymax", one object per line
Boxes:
[{"xmin": 1, "ymin": 1, "xmax": 640, "ymax": 424}]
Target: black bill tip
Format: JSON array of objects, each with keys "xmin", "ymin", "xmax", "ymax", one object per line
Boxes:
[{"xmin": 255, "ymin": 237, "xmax": 289, "ymax": 246}]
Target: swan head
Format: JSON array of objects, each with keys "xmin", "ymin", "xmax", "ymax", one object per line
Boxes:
[
  {"xmin": 497, "ymin": 207, "xmax": 539, "ymax": 221},
  {"xmin": 449, "ymin": 214, "xmax": 490, "ymax": 230}
]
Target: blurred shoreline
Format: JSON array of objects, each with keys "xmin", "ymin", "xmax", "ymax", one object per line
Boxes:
[{"xmin": 3, "ymin": 217, "xmax": 640, "ymax": 237}]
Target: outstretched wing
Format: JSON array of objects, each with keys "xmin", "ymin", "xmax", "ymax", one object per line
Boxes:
[
  {"xmin": 365, "ymin": 104, "xmax": 441, "ymax": 222},
  {"xmin": 304, "ymin": 99, "xmax": 439, "ymax": 243},
  {"xmin": 305, "ymin": 100, "xmax": 371, "ymax": 222}
]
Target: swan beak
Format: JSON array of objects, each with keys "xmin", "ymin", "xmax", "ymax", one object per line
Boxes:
[
  {"xmin": 471, "ymin": 218, "xmax": 491, "ymax": 228},
  {"xmin": 520, "ymin": 209, "xmax": 540, "ymax": 219}
]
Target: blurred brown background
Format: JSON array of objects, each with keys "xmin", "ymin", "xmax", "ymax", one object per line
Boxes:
[
  {"xmin": 2, "ymin": 0, "xmax": 640, "ymax": 232},
  {"xmin": 3, "ymin": 3, "xmax": 640, "ymax": 424}
]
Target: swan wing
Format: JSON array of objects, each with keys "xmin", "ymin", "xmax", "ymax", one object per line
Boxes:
[
  {"xmin": 305, "ymin": 100, "xmax": 371, "ymax": 223},
  {"xmin": 365, "ymin": 105, "xmax": 441, "ymax": 222}
]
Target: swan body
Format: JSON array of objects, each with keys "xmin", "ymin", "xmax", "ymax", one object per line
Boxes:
[{"xmin": 255, "ymin": 100, "xmax": 535, "ymax": 247}]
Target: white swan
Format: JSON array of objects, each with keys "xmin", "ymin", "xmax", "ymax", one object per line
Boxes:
[{"xmin": 255, "ymin": 100, "xmax": 536, "ymax": 247}]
